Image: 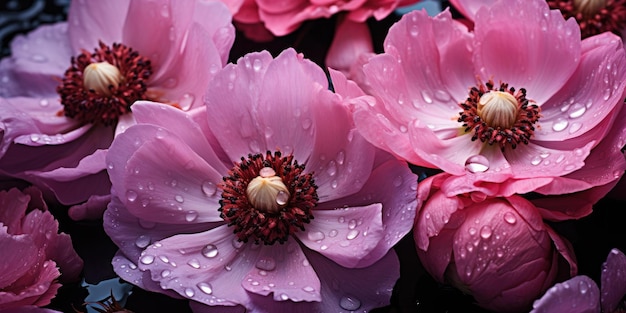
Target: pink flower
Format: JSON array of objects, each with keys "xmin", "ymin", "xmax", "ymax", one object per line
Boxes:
[
  {"xmin": 103, "ymin": 49, "xmax": 417, "ymax": 312},
  {"xmin": 350, "ymin": 0, "xmax": 626, "ymax": 197},
  {"xmin": 414, "ymin": 173, "xmax": 577, "ymax": 313},
  {"xmin": 0, "ymin": 0, "xmax": 235, "ymax": 220},
  {"xmin": 530, "ymin": 248, "xmax": 626, "ymax": 313},
  {"xmin": 0, "ymin": 187, "xmax": 83, "ymax": 311},
  {"xmin": 450, "ymin": 0, "xmax": 626, "ymax": 40}
]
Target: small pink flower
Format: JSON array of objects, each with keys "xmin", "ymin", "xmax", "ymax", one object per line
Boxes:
[
  {"xmin": 0, "ymin": 187, "xmax": 83, "ymax": 311},
  {"xmin": 530, "ymin": 248, "xmax": 626, "ymax": 313},
  {"xmin": 103, "ymin": 49, "xmax": 417, "ymax": 312},
  {"xmin": 0, "ymin": 0, "xmax": 235, "ymax": 220},
  {"xmin": 350, "ymin": 0, "xmax": 626, "ymax": 197},
  {"xmin": 415, "ymin": 173, "xmax": 577, "ymax": 313}
]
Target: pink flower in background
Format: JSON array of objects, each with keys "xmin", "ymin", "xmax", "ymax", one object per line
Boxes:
[
  {"xmin": 0, "ymin": 0, "xmax": 235, "ymax": 220},
  {"xmin": 0, "ymin": 187, "xmax": 83, "ymax": 311},
  {"xmin": 103, "ymin": 49, "xmax": 417, "ymax": 312},
  {"xmin": 531, "ymin": 248, "xmax": 626, "ymax": 313},
  {"xmin": 450, "ymin": 0, "xmax": 626, "ymax": 39},
  {"xmin": 414, "ymin": 173, "xmax": 577, "ymax": 313},
  {"xmin": 350, "ymin": 0, "xmax": 626, "ymax": 197}
]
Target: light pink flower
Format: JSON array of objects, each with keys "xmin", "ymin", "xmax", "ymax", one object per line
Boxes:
[
  {"xmin": 0, "ymin": 187, "xmax": 83, "ymax": 311},
  {"xmin": 415, "ymin": 173, "xmax": 577, "ymax": 313},
  {"xmin": 450, "ymin": 0, "xmax": 626, "ymax": 40},
  {"xmin": 350, "ymin": 0, "xmax": 626, "ymax": 197},
  {"xmin": 0, "ymin": 0, "xmax": 235, "ymax": 220},
  {"xmin": 530, "ymin": 248, "xmax": 626, "ymax": 313},
  {"xmin": 103, "ymin": 49, "xmax": 417, "ymax": 312}
]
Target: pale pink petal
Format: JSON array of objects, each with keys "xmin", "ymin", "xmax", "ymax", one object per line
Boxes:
[
  {"xmin": 530, "ymin": 276, "xmax": 600, "ymax": 313},
  {"xmin": 536, "ymin": 32, "xmax": 626, "ymax": 142},
  {"xmin": 449, "ymin": 0, "xmax": 496, "ymax": 20},
  {"xmin": 325, "ymin": 18, "xmax": 373, "ymax": 75},
  {"xmin": 138, "ymin": 226, "xmax": 258, "ymax": 307},
  {"xmin": 0, "ymin": 24, "xmax": 72, "ymax": 97},
  {"xmin": 472, "ymin": 0, "xmax": 581, "ymax": 104},
  {"xmin": 111, "ymin": 252, "xmax": 183, "ymax": 299},
  {"xmin": 505, "ymin": 140, "xmax": 595, "ymax": 179},
  {"xmin": 115, "ymin": 126, "xmax": 224, "ymax": 224},
  {"xmin": 104, "ymin": 196, "xmax": 214, "ymax": 265},
  {"xmin": 190, "ymin": 0, "xmax": 236, "ymax": 65},
  {"xmin": 601, "ymin": 249, "xmax": 626, "ymax": 312},
  {"xmin": 67, "ymin": 0, "xmax": 130, "ymax": 51},
  {"xmin": 415, "ymin": 228, "xmax": 456, "ymax": 281},
  {"xmin": 296, "ymin": 204, "xmax": 384, "ymax": 268},
  {"xmin": 242, "ymin": 238, "xmax": 321, "ymax": 302}
]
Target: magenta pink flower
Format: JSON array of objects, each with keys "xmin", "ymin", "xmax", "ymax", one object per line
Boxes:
[
  {"xmin": 0, "ymin": 187, "xmax": 83, "ymax": 311},
  {"xmin": 350, "ymin": 0, "xmax": 626, "ymax": 197},
  {"xmin": 531, "ymin": 248, "xmax": 626, "ymax": 313},
  {"xmin": 0, "ymin": 0, "xmax": 235, "ymax": 220},
  {"xmin": 450, "ymin": 0, "xmax": 626, "ymax": 39},
  {"xmin": 103, "ymin": 49, "xmax": 417, "ymax": 312},
  {"xmin": 414, "ymin": 173, "xmax": 577, "ymax": 313}
]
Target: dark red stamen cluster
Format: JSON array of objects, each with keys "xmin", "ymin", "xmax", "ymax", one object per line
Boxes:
[
  {"xmin": 458, "ymin": 80, "xmax": 541, "ymax": 150},
  {"xmin": 547, "ymin": 0, "xmax": 626, "ymax": 38},
  {"xmin": 57, "ymin": 41, "xmax": 152, "ymax": 126},
  {"xmin": 219, "ymin": 151, "xmax": 318, "ymax": 245}
]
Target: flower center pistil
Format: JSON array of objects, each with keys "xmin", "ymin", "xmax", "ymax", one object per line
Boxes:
[
  {"xmin": 246, "ymin": 167, "xmax": 291, "ymax": 213},
  {"xmin": 458, "ymin": 80, "xmax": 541, "ymax": 150},
  {"xmin": 219, "ymin": 151, "xmax": 318, "ymax": 245},
  {"xmin": 83, "ymin": 61, "xmax": 122, "ymax": 96}
]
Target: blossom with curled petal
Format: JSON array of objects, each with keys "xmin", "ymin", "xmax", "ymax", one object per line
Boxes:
[
  {"xmin": 414, "ymin": 172, "xmax": 577, "ymax": 313},
  {"xmin": 0, "ymin": 187, "xmax": 83, "ymax": 311},
  {"xmin": 0, "ymin": 0, "xmax": 235, "ymax": 220},
  {"xmin": 103, "ymin": 49, "xmax": 417, "ymax": 313},
  {"xmin": 349, "ymin": 0, "xmax": 626, "ymax": 199},
  {"xmin": 530, "ymin": 248, "xmax": 626, "ymax": 313}
]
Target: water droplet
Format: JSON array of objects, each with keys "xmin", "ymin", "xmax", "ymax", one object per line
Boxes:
[
  {"xmin": 328, "ymin": 229, "xmax": 338, "ymax": 237},
  {"xmin": 39, "ymin": 99, "xmax": 49, "ymax": 107},
  {"xmin": 409, "ymin": 25, "xmax": 419, "ymax": 37},
  {"xmin": 232, "ymin": 237, "xmax": 244, "ymax": 249},
  {"xmin": 530, "ymin": 156, "xmax": 542, "ymax": 166},
  {"xmin": 280, "ymin": 293, "xmax": 289, "ymax": 300},
  {"xmin": 188, "ymin": 259, "xmax": 201, "ymax": 269},
  {"xmin": 161, "ymin": 269, "xmax": 171, "ymax": 278},
  {"xmin": 155, "ymin": 128, "xmax": 167, "ymax": 139},
  {"xmin": 307, "ymin": 231, "xmax": 325, "ymax": 241},
  {"xmin": 480, "ymin": 225, "xmax": 492, "ymax": 239},
  {"xmin": 568, "ymin": 104, "xmax": 586, "ymax": 118},
  {"xmin": 197, "ymin": 282, "xmax": 213, "ymax": 295},
  {"xmin": 185, "ymin": 211, "xmax": 198, "ymax": 222},
  {"xmin": 201, "ymin": 181, "xmax": 217, "ymax": 196},
  {"xmin": 331, "ymin": 180, "xmax": 338, "ymax": 189},
  {"xmin": 464, "ymin": 155, "xmax": 490, "ymax": 173},
  {"xmin": 201, "ymin": 244, "xmax": 219, "ymax": 258},
  {"xmin": 255, "ymin": 257, "xmax": 276, "ymax": 271},
  {"xmin": 393, "ymin": 176, "xmax": 403, "ymax": 187},
  {"xmin": 140, "ymin": 255, "xmax": 155, "ymax": 265},
  {"xmin": 552, "ymin": 118, "xmax": 568, "ymax": 132},
  {"xmin": 421, "ymin": 90, "xmax": 433, "ymax": 104},
  {"xmin": 276, "ymin": 191, "xmax": 289, "ymax": 206},
  {"xmin": 31, "ymin": 54, "xmax": 47, "ymax": 62},
  {"xmin": 184, "ymin": 288, "xmax": 195, "ymax": 298},
  {"xmin": 160, "ymin": 4, "xmax": 170, "ymax": 17},
  {"xmin": 569, "ymin": 122, "xmax": 582, "ymax": 134},
  {"xmin": 178, "ymin": 93, "xmax": 195, "ymax": 110},
  {"xmin": 159, "ymin": 255, "xmax": 169, "ymax": 263},
  {"xmin": 346, "ymin": 229, "xmax": 359, "ymax": 240},
  {"xmin": 468, "ymin": 227, "xmax": 477, "ymax": 236},
  {"xmin": 30, "ymin": 134, "xmax": 40, "ymax": 142},
  {"xmin": 302, "ymin": 286, "xmax": 315, "ymax": 292},
  {"xmin": 135, "ymin": 235, "xmax": 150, "ymax": 248},
  {"xmin": 175, "ymin": 195, "xmax": 184, "ymax": 203},
  {"xmin": 348, "ymin": 219, "xmax": 357, "ymax": 229},
  {"xmin": 326, "ymin": 161, "xmax": 337, "ymax": 176},
  {"xmin": 503, "ymin": 212, "xmax": 517, "ymax": 224},
  {"xmin": 253, "ymin": 58, "xmax": 263, "ymax": 71},
  {"xmin": 340, "ymin": 295, "xmax": 362, "ymax": 310},
  {"xmin": 126, "ymin": 190, "xmax": 138, "ymax": 202},
  {"xmin": 578, "ymin": 280, "xmax": 589, "ymax": 294}
]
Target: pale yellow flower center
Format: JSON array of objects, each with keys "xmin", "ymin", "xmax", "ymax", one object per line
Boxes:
[
  {"xmin": 573, "ymin": 0, "xmax": 607, "ymax": 17},
  {"xmin": 246, "ymin": 167, "xmax": 290, "ymax": 213},
  {"xmin": 477, "ymin": 91, "xmax": 519, "ymax": 129},
  {"xmin": 83, "ymin": 61, "xmax": 122, "ymax": 96}
]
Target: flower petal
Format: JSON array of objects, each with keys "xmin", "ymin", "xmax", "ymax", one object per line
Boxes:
[
  {"xmin": 242, "ymin": 238, "xmax": 321, "ymax": 302},
  {"xmin": 530, "ymin": 276, "xmax": 600, "ymax": 313},
  {"xmin": 67, "ymin": 0, "xmax": 129, "ymax": 51},
  {"xmin": 601, "ymin": 248, "xmax": 626, "ymax": 313},
  {"xmin": 111, "ymin": 251, "xmax": 182, "ymax": 299}
]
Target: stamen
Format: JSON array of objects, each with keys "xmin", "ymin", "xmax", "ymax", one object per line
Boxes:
[
  {"xmin": 547, "ymin": 0, "xmax": 626, "ymax": 38},
  {"xmin": 573, "ymin": 0, "xmax": 607, "ymax": 17}
]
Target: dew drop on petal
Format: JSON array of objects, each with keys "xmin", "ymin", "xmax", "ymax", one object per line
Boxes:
[
  {"xmin": 302, "ymin": 286, "xmax": 315, "ymax": 292},
  {"xmin": 187, "ymin": 259, "xmax": 201, "ymax": 269},
  {"xmin": 184, "ymin": 288, "xmax": 195, "ymax": 298},
  {"xmin": 328, "ymin": 229, "xmax": 338, "ymax": 237},
  {"xmin": 201, "ymin": 181, "xmax": 217, "ymax": 196},
  {"xmin": 197, "ymin": 282, "xmax": 213, "ymax": 295},
  {"xmin": 479, "ymin": 225, "xmax": 492, "ymax": 239},
  {"xmin": 175, "ymin": 195, "xmax": 184, "ymax": 203},
  {"xmin": 348, "ymin": 219, "xmax": 357, "ymax": 230},
  {"xmin": 140, "ymin": 255, "xmax": 155, "ymax": 265},
  {"xmin": 307, "ymin": 231, "xmax": 325, "ymax": 241},
  {"xmin": 465, "ymin": 155, "xmax": 490, "ymax": 173},
  {"xmin": 578, "ymin": 279, "xmax": 589, "ymax": 294},
  {"xmin": 201, "ymin": 244, "xmax": 219, "ymax": 258},
  {"xmin": 126, "ymin": 190, "xmax": 138, "ymax": 202},
  {"xmin": 326, "ymin": 160, "xmax": 337, "ymax": 176},
  {"xmin": 232, "ymin": 237, "xmax": 244, "ymax": 249},
  {"xmin": 530, "ymin": 156, "xmax": 541, "ymax": 166},
  {"xmin": 255, "ymin": 257, "xmax": 276, "ymax": 271},
  {"xmin": 503, "ymin": 212, "xmax": 517, "ymax": 224},
  {"xmin": 346, "ymin": 229, "xmax": 359, "ymax": 240},
  {"xmin": 468, "ymin": 227, "xmax": 477, "ymax": 236},
  {"xmin": 339, "ymin": 296, "xmax": 362, "ymax": 310},
  {"xmin": 280, "ymin": 293, "xmax": 289, "ymax": 301},
  {"xmin": 135, "ymin": 235, "xmax": 151, "ymax": 248},
  {"xmin": 39, "ymin": 99, "xmax": 49, "ymax": 107},
  {"xmin": 276, "ymin": 191, "xmax": 289, "ymax": 206},
  {"xmin": 568, "ymin": 104, "xmax": 586, "ymax": 118},
  {"xmin": 161, "ymin": 270, "xmax": 171, "ymax": 278},
  {"xmin": 552, "ymin": 118, "xmax": 568, "ymax": 132},
  {"xmin": 185, "ymin": 211, "xmax": 198, "ymax": 222}
]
